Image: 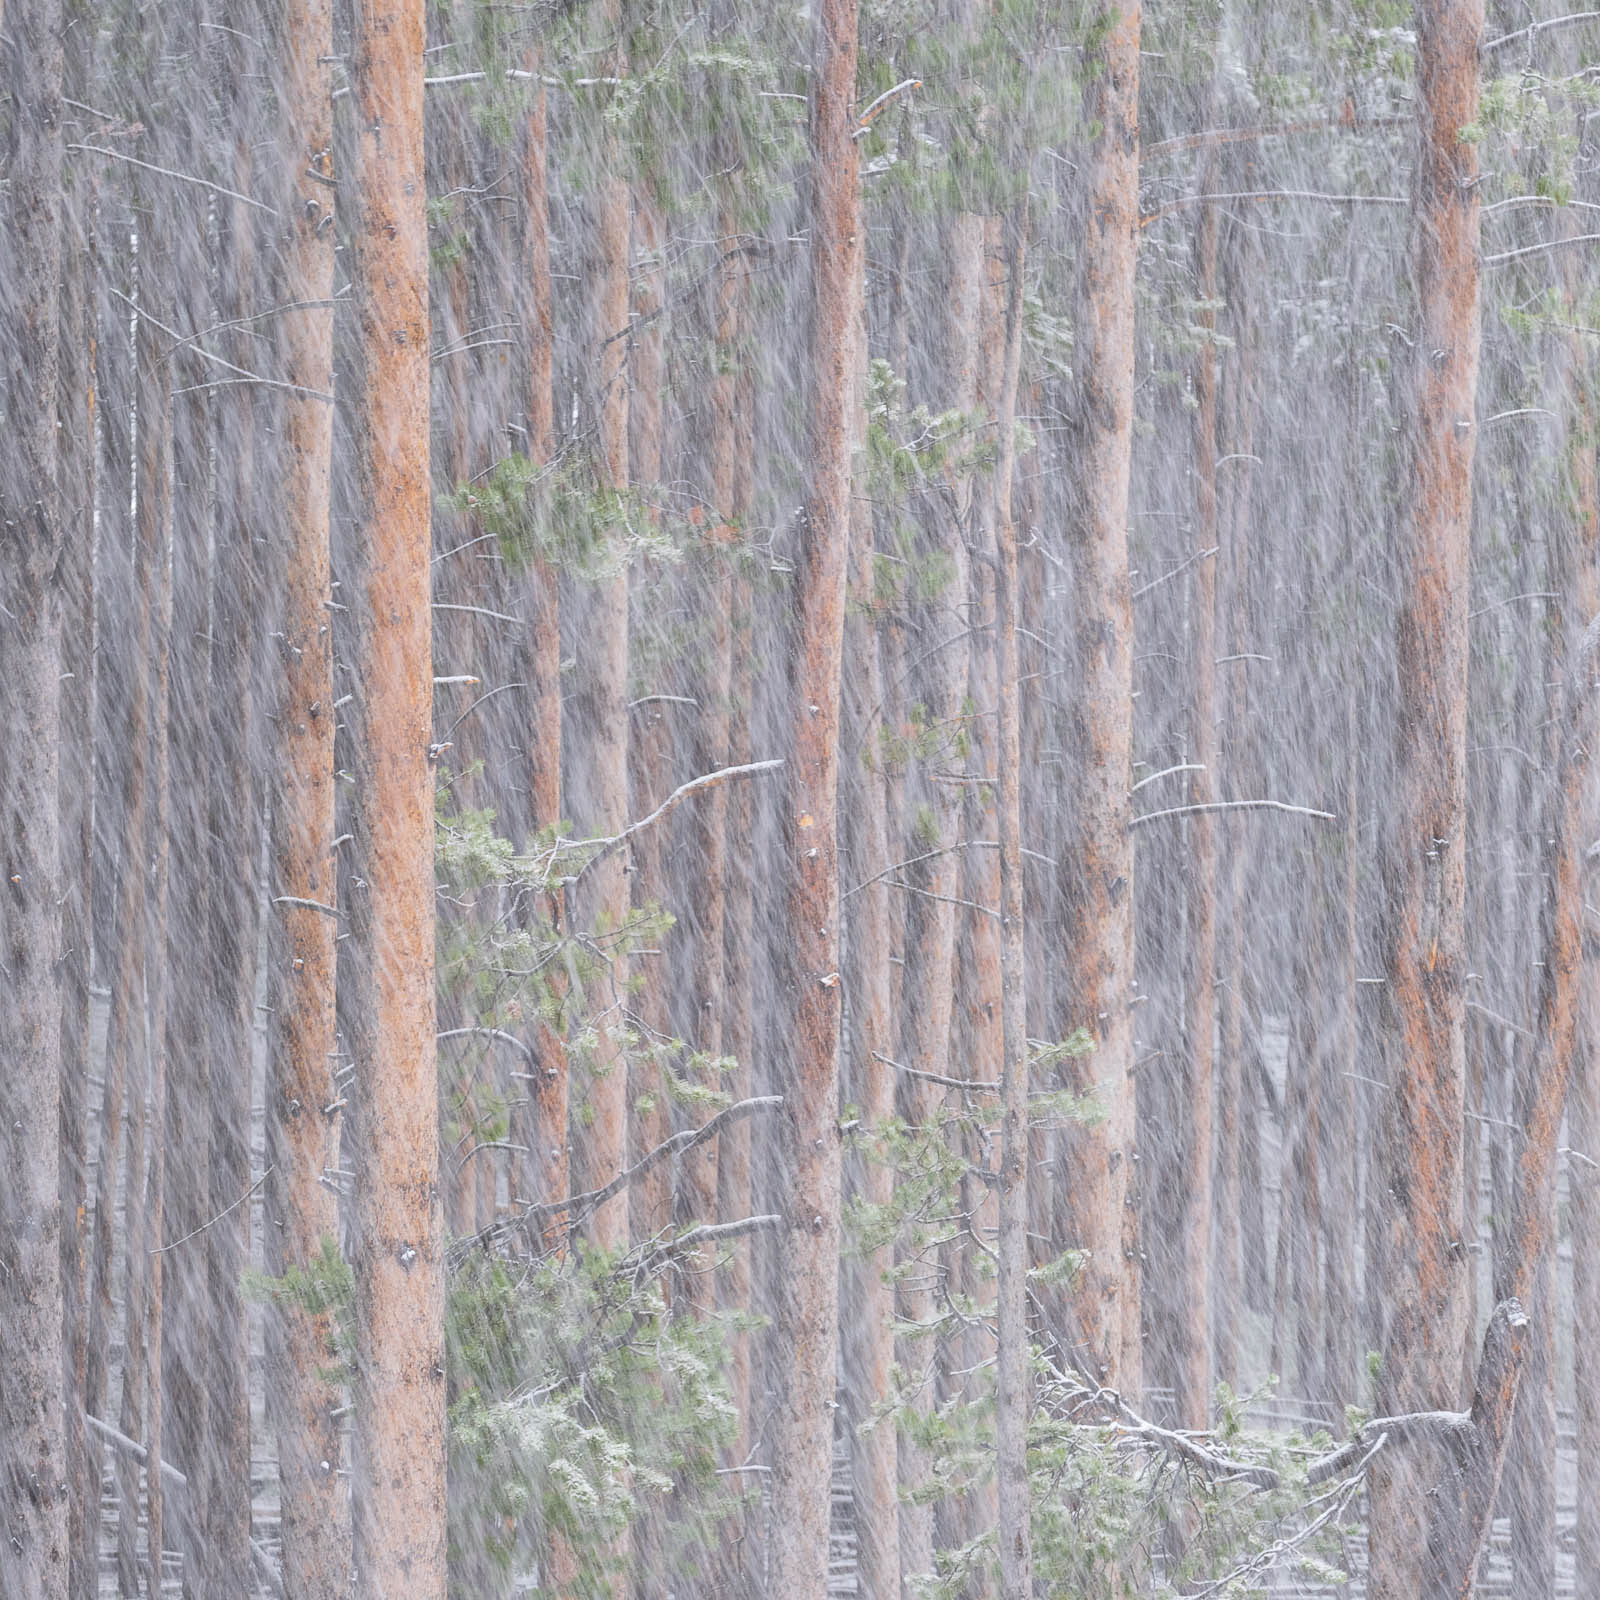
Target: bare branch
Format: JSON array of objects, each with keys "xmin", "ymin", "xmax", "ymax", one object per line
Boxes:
[{"xmin": 1131, "ymin": 798, "xmax": 1336, "ymax": 827}]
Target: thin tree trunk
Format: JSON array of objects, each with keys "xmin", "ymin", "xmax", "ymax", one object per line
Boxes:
[
  {"xmin": 200, "ymin": 76, "xmax": 261, "ymax": 1592},
  {"xmin": 768, "ymin": 0, "xmax": 858, "ymax": 1588},
  {"xmin": 895, "ymin": 207, "xmax": 984, "ymax": 1588},
  {"xmin": 1057, "ymin": 0, "xmax": 1142, "ymax": 1391},
  {"xmin": 264, "ymin": 1, "xmax": 351, "ymax": 1590},
  {"xmin": 57, "ymin": 8, "xmax": 97, "ymax": 1590},
  {"xmin": 513, "ymin": 52, "xmax": 569, "ymax": 1236},
  {"xmin": 1367, "ymin": 1, "xmax": 1482, "ymax": 1591},
  {"xmin": 992, "ymin": 199, "xmax": 1032, "ymax": 1600},
  {"xmin": 0, "ymin": 2, "xmax": 67, "ymax": 1589},
  {"xmin": 84, "ymin": 211, "xmax": 141, "ymax": 1593},
  {"xmin": 133, "ymin": 199, "xmax": 176, "ymax": 1595},
  {"xmin": 841, "ymin": 239, "xmax": 898, "ymax": 1600},
  {"xmin": 569, "ymin": 156, "xmax": 631, "ymax": 1253},
  {"xmin": 627, "ymin": 187, "xmax": 675, "ymax": 1254},
  {"xmin": 345, "ymin": 0, "xmax": 445, "ymax": 1586},
  {"xmin": 1177, "ymin": 157, "xmax": 1219, "ymax": 1432}
]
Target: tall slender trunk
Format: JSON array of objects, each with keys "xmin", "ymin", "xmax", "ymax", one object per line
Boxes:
[
  {"xmin": 202, "ymin": 83, "xmax": 261, "ymax": 1594},
  {"xmin": 56, "ymin": 8, "xmax": 97, "ymax": 1591},
  {"xmin": 992, "ymin": 200, "xmax": 1031, "ymax": 1600},
  {"xmin": 841, "ymin": 236, "xmax": 898, "ymax": 1600},
  {"xmin": 1214, "ymin": 204, "xmax": 1262, "ymax": 1380},
  {"xmin": 895, "ymin": 208, "xmax": 984, "ymax": 1588},
  {"xmin": 1176, "ymin": 158, "xmax": 1219, "ymax": 1431},
  {"xmin": 569, "ymin": 147, "xmax": 631, "ymax": 1252},
  {"xmin": 514, "ymin": 54, "xmax": 570, "ymax": 1235},
  {"xmin": 265, "ymin": 1, "xmax": 351, "ymax": 1591},
  {"xmin": 768, "ymin": 0, "xmax": 858, "ymax": 1589},
  {"xmin": 1574, "ymin": 857, "xmax": 1600, "ymax": 1593},
  {"xmin": 1367, "ymin": 2, "xmax": 1481, "ymax": 1593},
  {"xmin": 133, "ymin": 194, "xmax": 176, "ymax": 1595},
  {"xmin": 0, "ymin": 1, "xmax": 67, "ymax": 1589},
  {"xmin": 1057, "ymin": 0, "xmax": 1141, "ymax": 1390},
  {"xmin": 627, "ymin": 188, "xmax": 675, "ymax": 1248},
  {"xmin": 1566, "ymin": 207, "xmax": 1600, "ymax": 1600},
  {"xmin": 345, "ymin": 0, "xmax": 445, "ymax": 1587},
  {"xmin": 84, "ymin": 210, "xmax": 140, "ymax": 1580},
  {"xmin": 717, "ymin": 350, "xmax": 758, "ymax": 1504},
  {"xmin": 684, "ymin": 206, "xmax": 739, "ymax": 1268}
]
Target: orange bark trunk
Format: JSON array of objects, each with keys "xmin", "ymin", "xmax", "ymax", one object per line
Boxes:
[
  {"xmin": 265, "ymin": 2, "xmax": 351, "ymax": 1588},
  {"xmin": 1368, "ymin": 2, "xmax": 1481, "ymax": 1592},
  {"xmin": 345, "ymin": 0, "xmax": 446, "ymax": 1587},
  {"xmin": 768, "ymin": 0, "xmax": 858, "ymax": 1588},
  {"xmin": 1057, "ymin": 0, "xmax": 1142, "ymax": 1391}
]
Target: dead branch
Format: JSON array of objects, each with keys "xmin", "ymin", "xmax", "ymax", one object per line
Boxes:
[
  {"xmin": 1486, "ymin": 10, "xmax": 1600, "ymax": 53},
  {"xmin": 84, "ymin": 1412, "xmax": 284, "ymax": 1597},
  {"xmin": 1131, "ymin": 798, "xmax": 1336, "ymax": 827},
  {"xmin": 558, "ymin": 760, "xmax": 784, "ymax": 883}
]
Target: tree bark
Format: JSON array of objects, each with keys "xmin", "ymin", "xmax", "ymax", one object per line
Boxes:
[
  {"xmin": 0, "ymin": 2, "xmax": 67, "ymax": 1589},
  {"xmin": 513, "ymin": 52, "xmax": 570, "ymax": 1238},
  {"xmin": 1057, "ymin": 0, "xmax": 1142, "ymax": 1391},
  {"xmin": 767, "ymin": 0, "xmax": 858, "ymax": 1589},
  {"xmin": 568, "ymin": 150, "xmax": 631, "ymax": 1254},
  {"xmin": 1368, "ymin": 3, "xmax": 1482, "ymax": 1592},
  {"xmin": 56, "ymin": 8, "xmax": 97, "ymax": 1590},
  {"xmin": 344, "ymin": 0, "xmax": 446, "ymax": 1587},
  {"xmin": 264, "ymin": 0, "xmax": 351, "ymax": 1590},
  {"xmin": 992, "ymin": 200, "xmax": 1032, "ymax": 1600},
  {"xmin": 1176, "ymin": 155, "xmax": 1219, "ymax": 1432},
  {"xmin": 841, "ymin": 241, "xmax": 898, "ymax": 1600}
]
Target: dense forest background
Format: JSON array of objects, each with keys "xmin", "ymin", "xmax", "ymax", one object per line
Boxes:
[{"xmin": 2, "ymin": 0, "xmax": 1599, "ymax": 1595}]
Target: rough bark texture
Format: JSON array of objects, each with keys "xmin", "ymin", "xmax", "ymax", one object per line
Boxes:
[
  {"xmin": 767, "ymin": 0, "xmax": 858, "ymax": 1589},
  {"xmin": 569, "ymin": 156, "xmax": 631, "ymax": 1252},
  {"xmin": 344, "ymin": 0, "xmax": 447, "ymax": 1588},
  {"xmin": 0, "ymin": 5, "xmax": 67, "ymax": 1590},
  {"xmin": 1368, "ymin": 2, "xmax": 1481, "ymax": 1593},
  {"xmin": 992, "ymin": 202, "xmax": 1032, "ymax": 1600},
  {"xmin": 264, "ymin": 0, "xmax": 352, "ymax": 1587},
  {"xmin": 1177, "ymin": 164, "xmax": 1219, "ymax": 1431},
  {"xmin": 1057, "ymin": 0, "xmax": 1141, "ymax": 1389},
  {"xmin": 842, "ymin": 309, "xmax": 899, "ymax": 1600},
  {"xmin": 56, "ymin": 9, "xmax": 96, "ymax": 1590}
]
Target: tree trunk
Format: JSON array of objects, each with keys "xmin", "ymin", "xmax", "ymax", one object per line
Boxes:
[
  {"xmin": 201, "ymin": 82, "xmax": 261, "ymax": 1596},
  {"xmin": 1057, "ymin": 0, "xmax": 1142, "ymax": 1391},
  {"xmin": 1176, "ymin": 160, "xmax": 1219, "ymax": 1432},
  {"xmin": 0, "ymin": 3, "xmax": 67, "ymax": 1590},
  {"xmin": 56, "ymin": 8, "xmax": 97, "ymax": 1589},
  {"xmin": 992, "ymin": 200, "xmax": 1032, "ymax": 1600},
  {"xmin": 895, "ymin": 207, "xmax": 984, "ymax": 1588},
  {"xmin": 841, "ymin": 245, "xmax": 898, "ymax": 1600},
  {"xmin": 1367, "ymin": 2, "xmax": 1481, "ymax": 1592},
  {"xmin": 84, "ymin": 208, "xmax": 141, "ymax": 1599},
  {"xmin": 344, "ymin": 0, "xmax": 446, "ymax": 1587},
  {"xmin": 568, "ymin": 158, "xmax": 631, "ymax": 1252},
  {"xmin": 767, "ymin": 0, "xmax": 858, "ymax": 1588},
  {"xmin": 513, "ymin": 53, "xmax": 570, "ymax": 1237},
  {"xmin": 627, "ymin": 184, "xmax": 674, "ymax": 1251},
  {"xmin": 134, "ymin": 184, "xmax": 176, "ymax": 1596}
]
